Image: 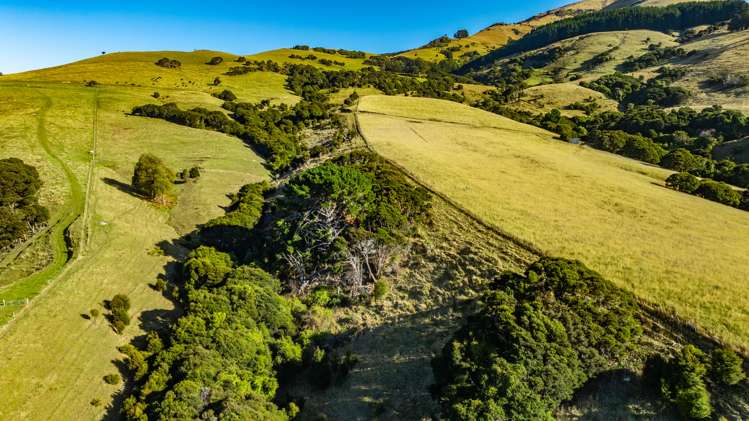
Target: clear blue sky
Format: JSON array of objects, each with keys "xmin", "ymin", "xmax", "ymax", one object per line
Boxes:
[{"xmin": 0, "ymin": 0, "xmax": 570, "ymax": 74}]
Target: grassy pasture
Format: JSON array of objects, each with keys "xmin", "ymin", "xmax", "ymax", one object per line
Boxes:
[
  {"xmin": 3, "ymin": 50, "xmax": 299, "ymax": 104},
  {"xmin": 357, "ymin": 95, "xmax": 749, "ymax": 350},
  {"xmin": 0, "ymin": 81, "xmax": 267, "ymax": 419}
]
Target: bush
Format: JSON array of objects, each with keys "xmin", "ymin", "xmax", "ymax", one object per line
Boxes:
[
  {"xmin": 709, "ymin": 348, "xmax": 746, "ymax": 386},
  {"xmin": 206, "ymin": 56, "xmax": 224, "ymax": 65},
  {"xmin": 214, "ymin": 89, "xmax": 237, "ymax": 101},
  {"xmin": 155, "ymin": 58, "xmax": 181, "ymax": 68},
  {"xmin": 666, "ymin": 172, "xmax": 701, "ymax": 193},
  {"xmin": 103, "ymin": 373, "xmax": 121, "ymax": 385},
  {"xmin": 696, "ymin": 180, "xmax": 742, "ymax": 207},
  {"xmin": 432, "ymin": 257, "xmax": 642, "ymax": 420},
  {"xmin": 154, "ymin": 278, "xmax": 166, "ymax": 292},
  {"xmin": 343, "ymin": 91, "xmax": 359, "ymax": 106},
  {"xmin": 213, "ymin": 76, "xmax": 221, "ymax": 86},
  {"xmin": 152, "ymin": 91, "xmax": 160, "ymax": 99},
  {"xmin": 454, "ymin": 29, "xmax": 469, "ymax": 39},
  {"xmin": 132, "ymin": 153, "xmax": 174, "ymax": 202},
  {"xmin": 661, "ymin": 148, "xmax": 699, "ymax": 172},
  {"xmin": 108, "ymin": 293, "xmax": 131, "ymax": 334},
  {"xmin": 90, "ymin": 308, "xmax": 100, "ymax": 318},
  {"xmin": 645, "ymin": 346, "xmax": 712, "ymax": 419},
  {"xmin": 373, "ymin": 280, "xmax": 389, "ymax": 301},
  {"xmin": 188, "ymin": 166, "xmax": 201, "ymax": 178}
]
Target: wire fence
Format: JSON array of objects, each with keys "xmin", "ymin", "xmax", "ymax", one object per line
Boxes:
[{"xmin": 0, "ymin": 298, "xmax": 29, "ymax": 308}]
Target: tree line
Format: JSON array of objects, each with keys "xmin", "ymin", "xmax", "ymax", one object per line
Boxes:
[{"xmin": 0, "ymin": 158, "xmax": 49, "ymax": 251}]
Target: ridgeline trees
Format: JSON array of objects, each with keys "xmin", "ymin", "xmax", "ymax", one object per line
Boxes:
[
  {"xmin": 0, "ymin": 158, "xmax": 49, "ymax": 250},
  {"xmin": 454, "ymin": 29, "xmax": 469, "ymax": 39},
  {"xmin": 131, "ymin": 153, "xmax": 174, "ymax": 204}
]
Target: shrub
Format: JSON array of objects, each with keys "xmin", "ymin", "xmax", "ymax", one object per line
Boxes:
[
  {"xmin": 155, "ymin": 58, "xmax": 181, "ymax": 68},
  {"xmin": 90, "ymin": 308, "xmax": 100, "ymax": 318},
  {"xmin": 343, "ymin": 91, "xmax": 359, "ymax": 106},
  {"xmin": 432, "ymin": 257, "xmax": 642, "ymax": 420},
  {"xmin": 108, "ymin": 293, "xmax": 131, "ymax": 334},
  {"xmin": 154, "ymin": 278, "xmax": 166, "ymax": 292},
  {"xmin": 666, "ymin": 172, "xmax": 701, "ymax": 194},
  {"xmin": 661, "ymin": 148, "xmax": 699, "ymax": 172},
  {"xmin": 206, "ymin": 56, "xmax": 224, "ymax": 65},
  {"xmin": 213, "ymin": 77, "xmax": 221, "ymax": 86},
  {"xmin": 373, "ymin": 280, "xmax": 389, "ymax": 301},
  {"xmin": 132, "ymin": 153, "xmax": 174, "ymax": 202},
  {"xmin": 214, "ymin": 89, "xmax": 237, "ymax": 101},
  {"xmin": 645, "ymin": 346, "xmax": 712, "ymax": 420},
  {"xmin": 152, "ymin": 91, "xmax": 160, "ymax": 99},
  {"xmin": 709, "ymin": 348, "xmax": 746, "ymax": 386},
  {"xmin": 90, "ymin": 398, "xmax": 101, "ymax": 407},
  {"xmin": 188, "ymin": 166, "xmax": 201, "ymax": 178},
  {"xmin": 103, "ymin": 373, "xmax": 121, "ymax": 385},
  {"xmin": 696, "ymin": 180, "xmax": 742, "ymax": 207}
]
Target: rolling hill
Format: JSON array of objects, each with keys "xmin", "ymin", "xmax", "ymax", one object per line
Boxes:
[{"xmin": 357, "ymin": 95, "xmax": 749, "ymax": 350}]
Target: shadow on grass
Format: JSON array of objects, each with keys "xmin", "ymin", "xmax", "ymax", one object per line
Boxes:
[{"xmin": 102, "ymin": 177, "xmax": 140, "ymax": 199}]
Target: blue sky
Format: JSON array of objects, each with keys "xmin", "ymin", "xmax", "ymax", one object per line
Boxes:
[{"xmin": 0, "ymin": 0, "xmax": 570, "ymax": 73}]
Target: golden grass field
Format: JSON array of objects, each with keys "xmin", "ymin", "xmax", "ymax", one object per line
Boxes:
[
  {"xmin": 357, "ymin": 95, "xmax": 749, "ymax": 350},
  {"xmin": 517, "ymin": 82, "xmax": 619, "ymax": 116},
  {"xmin": 0, "ymin": 79, "xmax": 268, "ymax": 419},
  {"xmin": 1, "ymin": 48, "xmax": 372, "ymax": 106}
]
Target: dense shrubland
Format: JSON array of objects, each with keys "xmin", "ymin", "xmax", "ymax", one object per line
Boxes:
[
  {"xmin": 619, "ymin": 44, "xmax": 690, "ymax": 72},
  {"xmin": 431, "ymin": 258, "xmax": 644, "ymax": 420},
  {"xmin": 0, "ymin": 158, "xmax": 49, "ymax": 250},
  {"xmin": 581, "ymin": 73, "xmax": 691, "ymax": 107},
  {"xmin": 120, "ymin": 150, "xmax": 431, "ymax": 420},
  {"xmin": 432, "ymin": 258, "xmax": 748, "ymax": 420},
  {"xmin": 462, "ymin": 0, "xmax": 748, "ymax": 71}
]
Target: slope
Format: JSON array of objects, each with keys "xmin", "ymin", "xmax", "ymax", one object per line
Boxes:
[
  {"xmin": 356, "ymin": 95, "xmax": 749, "ymax": 351},
  {"xmin": 0, "ymin": 81, "xmax": 268, "ymax": 420}
]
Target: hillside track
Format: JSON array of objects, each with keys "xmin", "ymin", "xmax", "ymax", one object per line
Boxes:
[{"xmin": 0, "ymin": 89, "xmax": 97, "ymax": 329}]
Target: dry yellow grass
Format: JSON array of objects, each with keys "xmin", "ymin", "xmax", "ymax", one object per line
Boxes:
[
  {"xmin": 358, "ymin": 95, "xmax": 749, "ymax": 350},
  {"xmin": 517, "ymin": 82, "xmax": 619, "ymax": 116},
  {"xmin": 676, "ymin": 29, "xmax": 749, "ymax": 114}
]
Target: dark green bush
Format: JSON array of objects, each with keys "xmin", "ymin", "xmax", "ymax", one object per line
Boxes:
[
  {"xmin": 666, "ymin": 172, "xmax": 701, "ymax": 193},
  {"xmin": 645, "ymin": 346, "xmax": 712, "ymax": 419},
  {"xmin": 709, "ymin": 348, "xmax": 746, "ymax": 386},
  {"xmin": 206, "ymin": 56, "xmax": 223, "ymax": 65},
  {"xmin": 155, "ymin": 57, "xmax": 181, "ymax": 68},
  {"xmin": 431, "ymin": 257, "xmax": 642, "ymax": 420},
  {"xmin": 103, "ymin": 373, "xmax": 121, "ymax": 385},
  {"xmin": 696, "ymin": 180, "xmax": 742, "ymax": 207},
  {"xmin": 214, "ymin": 89, "xmax": 236, "ymax": 101}
]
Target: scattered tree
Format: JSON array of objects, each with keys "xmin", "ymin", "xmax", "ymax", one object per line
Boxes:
[
  {"xmin": 131, "ymin": 153, "xmax": 174, "ymax": 203},
  {"xmin": 454, "ymin": 29, "xmax": 469, "ymax": 39}
]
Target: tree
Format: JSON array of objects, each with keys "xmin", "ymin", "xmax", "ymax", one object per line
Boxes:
[
  {"xmin": 132, "ymin": 153, "xmax": 174, "ymax": 203},
  {"xmin": 696, "ymin": 180, "xmax": 742, "ymax": 207},
  {"xmin": 666, "ymin": 172, "xmax": 701, "ymax": 194},
  {"xmin": 454, "ymin": 29, "xmax": 469, "ymax": 39},
  {"xmin": 0, "ymin": 158, "xmax": 49, "ymax": 249},
  {"xmin": 661, "ymin": 148, "xmax": 699, "ymax": 172},
  {"xmin": 206, "ymin": 56, "xmax": 224, "ymax": 65}
]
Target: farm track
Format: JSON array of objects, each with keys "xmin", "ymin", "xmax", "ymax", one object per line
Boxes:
[{"xmin": 0, "ymin": 89, "xmax": 97, "ymax": 328}]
